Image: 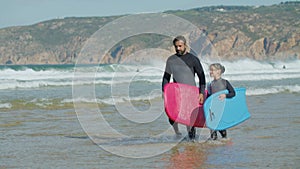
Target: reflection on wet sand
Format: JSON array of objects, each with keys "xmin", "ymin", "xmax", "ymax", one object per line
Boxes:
[{"xmin": 166, "ymin": 143, "xmax": 209, "ymax": 169}]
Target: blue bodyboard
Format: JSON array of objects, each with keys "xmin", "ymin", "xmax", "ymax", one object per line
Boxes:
[{"xmin": 203, "ymin": 87, "xmax": 250, "ymax": 130}]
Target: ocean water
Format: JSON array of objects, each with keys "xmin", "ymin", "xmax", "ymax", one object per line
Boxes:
[{"xmin": 0, "ymin": 59, "xmax": 300, "ymax": 168}]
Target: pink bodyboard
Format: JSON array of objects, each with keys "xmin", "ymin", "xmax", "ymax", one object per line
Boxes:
[{"xmin": 163, "ymin": 83, "xmax": 206, "ymax": 127}]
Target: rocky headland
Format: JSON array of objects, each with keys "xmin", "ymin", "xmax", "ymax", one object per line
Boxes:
[{"xmin": 0, "ymin": 1, "xmax": 299, "ymax": 65}]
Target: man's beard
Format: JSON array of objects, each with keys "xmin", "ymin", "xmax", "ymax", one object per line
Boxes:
[{"xmin": 176, "ymin": 48, "xmax": 186, "ymax": 56}]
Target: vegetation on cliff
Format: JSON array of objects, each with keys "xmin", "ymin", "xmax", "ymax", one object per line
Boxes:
[{"xmin": 0, "ymin": 2, "xmax": 299, "ymax": 64}]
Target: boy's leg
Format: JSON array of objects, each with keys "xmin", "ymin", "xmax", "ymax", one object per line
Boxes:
[
  {"xmin": 220, "ymin": 130, "xmax": 227, "ymax": 138},
  {"xmin": 210, "ymin": 130, "xmax": 217, "ymax": 140}
]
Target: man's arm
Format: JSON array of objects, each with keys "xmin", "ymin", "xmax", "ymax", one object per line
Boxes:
[
  {"xmin": 194, "ymin": 58, "xmax": 206, "ymax": 94},
  {"xmin": 162, "ymin": 72, "xmax": 171, "ymax": 92},
  {"xmin": 193, "ymin": 57, "xmax": 206, "ymax": 104}
]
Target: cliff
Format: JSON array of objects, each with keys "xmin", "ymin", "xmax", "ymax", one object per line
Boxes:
[{"xmin": 0, "ymin": 2, "xmax": 299, "ymax": 65}]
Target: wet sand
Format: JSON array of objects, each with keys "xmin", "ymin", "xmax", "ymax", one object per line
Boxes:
[{"xmin": 1, "ymin": 93, "xmax": 299, "ymax": 168}]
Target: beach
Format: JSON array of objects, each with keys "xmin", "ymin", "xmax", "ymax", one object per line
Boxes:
[{"xmin": 1, "ymin": 59, "xmax": 300, "ymax": 168}]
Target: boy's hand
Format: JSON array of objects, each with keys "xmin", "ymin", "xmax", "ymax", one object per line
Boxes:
[{"xmin": 219, "ymin": 94, "xmax": 226, "ymax": 100}]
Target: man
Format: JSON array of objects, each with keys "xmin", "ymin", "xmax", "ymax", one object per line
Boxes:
[{"xmin": 162, "ymin": 35, "xmax": 206, "ymax": 140}]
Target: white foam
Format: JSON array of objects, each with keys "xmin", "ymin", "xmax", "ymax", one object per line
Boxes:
[
  {"xmin": 0, "ymin": 59, "xmax": 299, "ymax": 95},
  {"xmin": 65, "ymin": 91, "xmax": 162, "ymax": 105},
  {"xmin": 246, "ymin": 85, "xmax": 300, "ymax": 96},
  {"xmin": 0, "ymin": 103, "xmax": 12, "ymax": 109},
  {"xmin": 224, "ymin": 72, "xmax": 300, "ymax": 81}
]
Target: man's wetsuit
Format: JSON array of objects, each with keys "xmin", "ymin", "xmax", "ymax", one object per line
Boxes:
[{"xmin": 162, "ymin": 52, "xmax": 206, "ymax": 139}]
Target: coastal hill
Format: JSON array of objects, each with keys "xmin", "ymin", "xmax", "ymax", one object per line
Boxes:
[{"xmin": 0, "ymin": 1, "xmax": 299, "ymax": 65}]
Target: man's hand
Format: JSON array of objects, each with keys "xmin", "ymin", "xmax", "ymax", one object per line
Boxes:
[{"xmin": 199, "ymin": 93, "xmax": 204, "ymax": 104}]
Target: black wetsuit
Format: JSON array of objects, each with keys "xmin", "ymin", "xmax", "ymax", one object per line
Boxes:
[
  {"xmin": 162, "ymin": 52, "xmax": 206, "ymax": 139},
  {"xmin": 162, "ymin": 53, "xmax": 205, "ymax": 93},
  {"xmin": 207, "ymin": 78, "xmax": 235, "ymax": 140}
]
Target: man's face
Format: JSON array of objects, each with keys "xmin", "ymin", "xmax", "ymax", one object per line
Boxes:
[{"xmin": 174, "ymin": 40, "xmax": 186, "ymax": 56}]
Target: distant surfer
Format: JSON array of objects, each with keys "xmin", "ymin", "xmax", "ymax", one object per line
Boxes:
[
  {"xmin": 207, "ymin": 63, "xmax": 235, "ymax": 140},
  {"xmin": 162, "ymin": 35, "xmax": 206, "ymax": 140},
  {"xmin": 282, "ymin": 65, "xmax": 286, "ymax": 69}
]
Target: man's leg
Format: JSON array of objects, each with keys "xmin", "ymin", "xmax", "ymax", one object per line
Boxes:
[
  {"xmin": 187, "ymin": 126, "xmax": 196, "ymax": 139},
  {"xmin": 169, "ymin": 118, "xmax": 181, "ymax": 135}
]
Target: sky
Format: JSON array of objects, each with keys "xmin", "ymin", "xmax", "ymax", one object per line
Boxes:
[{"xmin": 0, "ymin": 0, "xmax": 287, "ymax": 28}]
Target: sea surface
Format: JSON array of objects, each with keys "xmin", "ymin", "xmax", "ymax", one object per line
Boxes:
[{"xmin": 1, "ymin": 59, "xmax": 300, "ymax": 168}]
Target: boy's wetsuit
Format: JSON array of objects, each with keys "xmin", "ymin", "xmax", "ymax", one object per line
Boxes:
[
  {"xmin": 207, "ymin": 78, "xmax": 235, "ymax": 140},
  {"xmin": 162, "ymin": 52, "xmax": 206, "ymax": 139}
]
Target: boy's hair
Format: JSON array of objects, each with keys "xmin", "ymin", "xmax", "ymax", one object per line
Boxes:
[{"xmin": 210, "ymin": 63, "xmax": 225, "ymax": 74}]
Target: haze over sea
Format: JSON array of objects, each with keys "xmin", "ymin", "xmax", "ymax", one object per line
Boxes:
[{"xmin": 0, "ymin": 58, "xmax": 299, "ymax": 168}]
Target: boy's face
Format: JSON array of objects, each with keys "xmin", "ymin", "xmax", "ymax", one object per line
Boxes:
[
  {"xmin": 209, "ymin": 66, "xmax": 221, "ymax": 78},
  {"xmin": 174, "ymin": 40, "xmax": 186, "ymax": 56}
]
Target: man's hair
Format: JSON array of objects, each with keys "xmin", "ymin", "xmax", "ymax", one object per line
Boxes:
[{"xmin": 173, "ymin": 35, "xmax": 187, "ymax": 45}]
